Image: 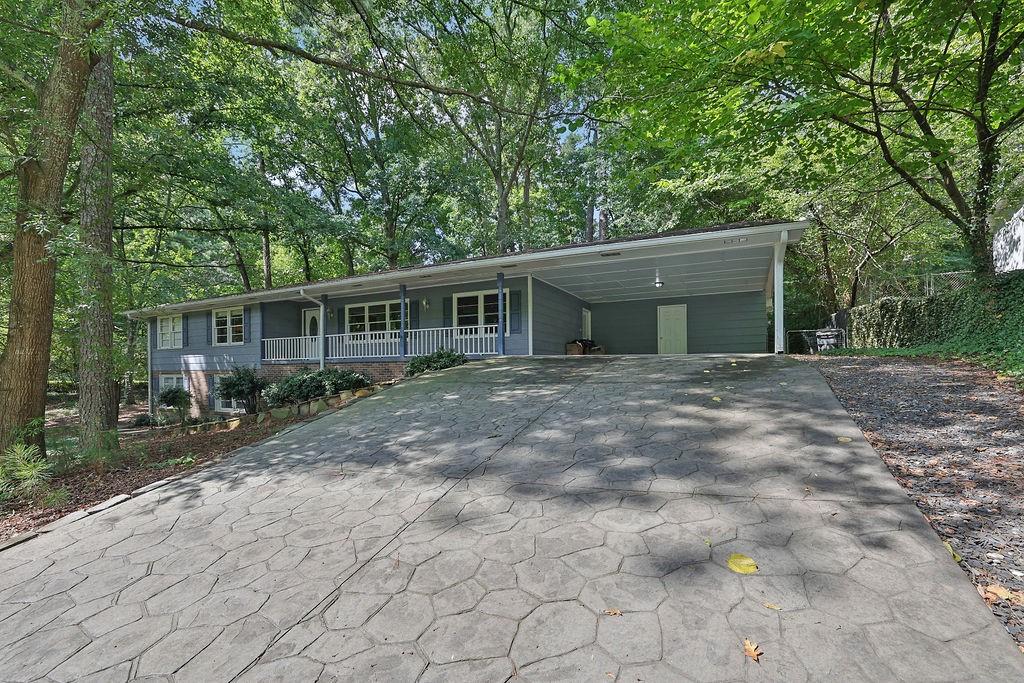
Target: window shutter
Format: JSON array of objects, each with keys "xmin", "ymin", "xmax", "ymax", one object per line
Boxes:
[
  {"xmin": 340, "ymin": 307, "xmax": 346, "ymax": 334},
  {"xmin": 150, "ymin": 319, "xmax": 157, "ymax": 350},
  {"xmin": 409, "ymin": 300, "xmax": 420, "ymax": 329},
  {"xmin": 206, "ymin": 311, "xmax": 213, "ymax": 345},
  {"xmin": 442, "ymin": 296, "xmax": 453, "ymax": 327},
  {"xmin": 207, "ymin": 374, "xmax": 216, "ymax": 409},
  {"xmin": 243, "ymin": 306, "xmax": 251, "ymax": 343},
  {"xmin": 510, "ymin": 291, "xmax": 522, "ymax": 334},
  {"xmin": 181, "ymin": 314, "xmax": 189, "ymax": 347}
]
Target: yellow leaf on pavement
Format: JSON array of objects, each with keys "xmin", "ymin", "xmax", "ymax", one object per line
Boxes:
[
  {"xmin": 837, "ymin": 436, "xmax": 852, "ymax": 443},
  {"xmin": 727, "ymin": 553, "xmax": 758, "ymax": 574},
  {"xmin": 743, "ymin": 638, "xmax": 763, "ymax": 663},
  {"xmin": 762, "ymin": 602, "xmax": 781, "ymax": 611},
  {"xmin": 603, "ymin": 608, "xmax": 622, "ymax": 616},
  {"xmin": 711, "ymin": 396, "xmax": 722, "ymax": 402}
]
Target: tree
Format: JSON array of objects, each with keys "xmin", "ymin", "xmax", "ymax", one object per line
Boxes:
[
  {"xmin": 0, "ymin": 0, "xmax": 105, "ymax": 451},
  {"xmin": 77, "ymin": 50, "xmax": 118, "ymax": 451},
  {"xmin": 584, "ymin": 0, "xmax": 1024, "ymax": 272}
]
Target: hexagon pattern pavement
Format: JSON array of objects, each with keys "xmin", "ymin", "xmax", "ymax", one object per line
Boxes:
[{"xmin": 1, "ymin": 355, "xmax": 1021, "ymax": 681}]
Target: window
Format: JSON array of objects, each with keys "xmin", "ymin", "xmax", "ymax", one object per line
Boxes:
[
  {"xmin": 346, "ymin": 300, "xmax": 405, "ymax": 334},
  {"xmin": 211, "ymin": 376, "xmax": 242, "ymax": 413},
  {"xmin": 454, "ymin": 290, "xmax": 510, "ymax": 334},
  {"xmin": 158, "ymin": 374, "xmax": 186, "ymax": 394},
  {"xmin": 157, "ymin": 315, "xmax": 183, "ymax": 349},
  {"xmin": 213, "ymin": 307, "xmax": 244, "ymax": 345}
]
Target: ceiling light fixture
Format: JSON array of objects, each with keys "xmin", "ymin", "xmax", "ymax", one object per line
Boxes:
[{"xmin": 654, "ymin": 269, "xmax": 664, "ymax": 288}]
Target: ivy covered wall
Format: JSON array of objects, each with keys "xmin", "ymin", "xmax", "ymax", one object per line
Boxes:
[{"xmin": 847, "ymin": 272, "xmax": 1024, "ymax": 376}]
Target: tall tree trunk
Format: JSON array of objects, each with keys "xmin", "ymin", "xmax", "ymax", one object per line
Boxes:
[
  {"xmin": 261, "ymin": 225, "xmax": 272, "ymax": 288},
  {"xmin": 78, "ymin": 50, "xmax": 118, "ymax": 450},
  {"xmin": 298, "ymin": 235, "xmax": 313, "ymax": 282},
  {"xmin": 0, "ymin": 0, "xmax": 100, "ymax": 452},
  {"xmin": 597, "ymin": 208, "xmax": 609, "ymax": 241},
  {"xmin": 815, "ymin": 222, "xmax": 840, "ymax": 313},
  {"xmin": 384, "ymin": 217, "xmax": 399, "ymax": 269},
  {"xmin": 494, "ymin": 174, "xmax": 511, "ymax": 253},
  {"xmin": 343, "ymin": 242, "xmax": 355, "ymax": 276},
  {"xmin": 584, "ymin": 198, "xmax": 595, "ymax": 242},
  {"xmin": 223, "ymin": 232, "xmax": 252, "ymax": 291},
  {"xmin": 522, "ymin": 165, "xmax": 531, "ymax": 246}
]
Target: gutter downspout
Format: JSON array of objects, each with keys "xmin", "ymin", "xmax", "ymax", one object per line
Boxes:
[{"xmin": 299, "ymin": 288, "xmax": 326, "ymax": 369}]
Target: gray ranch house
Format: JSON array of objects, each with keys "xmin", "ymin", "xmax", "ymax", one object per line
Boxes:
[{"xmin": 126, "ymin": 220, "xmax": 805, "ymax": 415}]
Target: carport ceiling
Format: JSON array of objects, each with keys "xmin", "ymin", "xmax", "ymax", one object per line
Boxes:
[{"xmin": 531, "ymin": 246, "xmax": 776, "ymax": 303}]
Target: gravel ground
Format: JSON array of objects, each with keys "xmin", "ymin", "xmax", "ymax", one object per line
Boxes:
[{"xmin": 806, "ymin": 355, "xmax": 1024, "ymax": 651}]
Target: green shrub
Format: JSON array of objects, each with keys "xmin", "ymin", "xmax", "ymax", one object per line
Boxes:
[
  {"xmin": 132, "ymin": 413, "xmax": 156, "ymax": 428},
  {"xmin": 262, "ymin": 368, "xmax": 371, "ymax": 407},
  {"xmin": 0, "ymin": 443, "xmax": 54, "ymax": 499},
  {"xmin": 841, "ymin": 271, "xmax": 1024, "ymax": 377},
  {"xmin": 40, "ymin": 487, "xmax": 70, "ymax": 509},
  {"xmin": 218, "ymin": 366, "xmax": 269, "ymax": 414},
  {"xmin": 158, "ymin": 386, "xmax": 192, "ymax": 424},
  {"xmin": 405, "ymin": 349, "xmax": 468, "ymax": 377}
]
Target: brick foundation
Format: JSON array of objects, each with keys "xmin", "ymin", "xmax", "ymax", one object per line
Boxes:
[{"xmin": 258, "ymin": 360, "xmax": 407, "ymax": 384}]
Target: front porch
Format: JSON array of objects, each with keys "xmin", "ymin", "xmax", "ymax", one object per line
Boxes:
[{"xmin": 262, "ymin": 325, "xmax": 501, "ymax": 362}]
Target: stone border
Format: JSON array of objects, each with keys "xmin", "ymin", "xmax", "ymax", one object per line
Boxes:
[{"xmin": 0, "ymin": 382, "xmax": 398, "ymax": 555}]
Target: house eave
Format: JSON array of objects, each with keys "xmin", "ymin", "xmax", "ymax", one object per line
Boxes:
[{"xmin": 124, "ymin": 220, "xmax": 806, "ymax": 318}]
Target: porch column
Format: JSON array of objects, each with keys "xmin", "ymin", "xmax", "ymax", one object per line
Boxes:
[
  {"xmin": 496, "ymin": 272, "xmax": 506, "ymax": 355},
  {"xmin": 399, "ymin": 284, "xmax": 407, "ymax": 358},
  {"xmin": 319, "ymin": 294, "xmax": 327, "ymax": 369},
  {"xmin": 773, "ymin": 231, "xmax": 788, "ymax": 353}
]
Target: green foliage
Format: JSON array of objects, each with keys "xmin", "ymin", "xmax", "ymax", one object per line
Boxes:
[
  {"xmin": 217, "ymin": 367, "xmax": 268, "ymax": 415},
  {"xmin": 405, "ymin": 349, "xmax": 468, "ymax": 377},
  {"xmin": 40, "ymin": 487, "xmax": 70, "ymax": 509},
  {"xmin": 262, "ymin": 368, "xmax": 371, "ymax": 407},
  {"xmin": 132, "ymin": 413, "xmax": 156, "ymax": 428},
  {"xmin": 149, "ymin": 454, "xmax": 196, "ymax": 469},
  {"xmin": 843, "ymin": 272, "xmax": 1024, "ymax": 376},
  {"xmin": 158, "ymin": 386, "xmax": 192, "ymax": 425},
  {"xmin": 0, "ymin": 443, "xmax": 54, "ymax": 499}
]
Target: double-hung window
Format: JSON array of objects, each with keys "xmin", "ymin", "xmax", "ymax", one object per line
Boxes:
[
  {"xmin": 159, "ymin": 374, "xmax": 186, "ymax": 392},
  {"xmin": 346, "ymin": 301, "xmax": 404, "ymax": 335},
  {"xmin": 454, "ymin": 290, "xmax": 509, "ymax": 335},
  {"xmin": 213, "ymin": 307, "xmax": 244, "ymax": 345},
  {"xmin": 157, "ymin": 315, "xmax": 183, "ymax": 349},
  {"xmin": 211, "ymin": 376, "xmax": 242, "ymax": 413}
]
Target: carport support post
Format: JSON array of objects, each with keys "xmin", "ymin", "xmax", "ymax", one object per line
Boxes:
[
  {"xmin": 496, "ymin": 272, "xmax": 506, "ymax": 355},
  {"xmin": 399, "ymin": 284, "xmax": 407, "ymax": 358},
  {"xmin": 319, "ymin": 295, "xmax": 327, "ymax": 369},
  {"xmin": 773, "ymin": 231, "xmax": 788, "ymax": 353}
]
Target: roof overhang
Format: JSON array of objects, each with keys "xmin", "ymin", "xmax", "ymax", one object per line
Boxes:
[{"xmin": 125, "ymin": 221, "xmax": 806, "ymax": 317}]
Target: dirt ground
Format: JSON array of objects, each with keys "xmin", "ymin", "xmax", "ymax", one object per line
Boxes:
[
  {"xmin": 805, "ymin": 355, "xmax": 1024, "ymax": 650},
  {"xmin": 0, "ymin": 414, "xmax": 304, "ymax": 542}
]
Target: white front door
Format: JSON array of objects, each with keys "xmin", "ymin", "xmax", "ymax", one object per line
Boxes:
[
  {"xmin": 303, "ymin": 308, "xmax": 320, "ymax": 337},
  {"xmin": 582, "ymin": 309, "xmax": 592, "ymax": 340},
  {"xmin": 657, "ymin": 304, "xmax": 688, "ymax": 354}
]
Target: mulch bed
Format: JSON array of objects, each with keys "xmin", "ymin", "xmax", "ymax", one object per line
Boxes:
[
  {"xmin": 805, "ymin": 355, "xmax": 1024, "ymax": 651},
  {"xmin": 0, "ymin": 415, "xmax": 305, "ymax": 542}
]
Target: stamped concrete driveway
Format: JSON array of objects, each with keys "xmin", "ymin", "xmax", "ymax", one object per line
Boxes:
[{"xmin": 1, "ymin": 356, "xmax": 1022, "ymax": 682}]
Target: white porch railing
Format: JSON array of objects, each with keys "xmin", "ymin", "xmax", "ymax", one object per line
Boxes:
[
  {"xmin": 262, "ymin": 335, "xmax": 320, "ymax": 361},
  {"xmin": 261, "ymin": 325, "xmax": 500, "ymax": 361}
]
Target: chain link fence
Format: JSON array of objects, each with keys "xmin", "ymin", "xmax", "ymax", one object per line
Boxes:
[{"xmin": 862, "ymin": 270, "xmax": 974, "ymax": 303}]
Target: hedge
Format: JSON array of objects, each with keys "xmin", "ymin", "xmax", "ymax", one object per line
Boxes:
[{"xmin": 843, "ymin": 271, "xmax": 1024, "ymax": 376}]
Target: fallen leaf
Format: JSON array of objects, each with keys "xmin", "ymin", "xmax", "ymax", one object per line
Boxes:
[
  {"xmin": 712, "ymin": 396, "xmax": 722, "ymax": 402},
  {"xmin": 704, "ymin": 537, "xmax": 712, "ymax": 547},
  {"xmin": 836, "ymin": 436, "xmax": 853, "ymax": 443},
  {"xmin": 943, "ymin": 541, "xmax": 962, "ymax": 563},
  {"xmin": 727, "ymin": 553, "xmax": 759, "ymax": 574},
  {"xmin": 762, "ymin": 602, "xmax": 782, "ymax": 611},
  {"xmin": 743, "ymin": 638, "xmax": 763, "ymax": 663},
  {"xmin": 603, "ymin": 608, "xmax": 623, "ymax": 617}
]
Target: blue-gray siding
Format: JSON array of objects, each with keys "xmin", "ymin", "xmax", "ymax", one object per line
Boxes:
[
  {"xmin": 589, "ymin": 291, "xmax": 768, "ymax": 354},
  {"xmin": 531, "ymin": 279, "xmax": 588, "ymax": 355},
  {"xmin": 150, "ymin": 305, "xmax": 262, "ymax": 372}
]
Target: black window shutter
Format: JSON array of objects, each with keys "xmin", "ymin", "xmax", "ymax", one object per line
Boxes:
[
  {"xmin": 442, "ymin": 296, "xmax": 453, "ymax": 327},
  {"xmin": 181, "ymin": 313, "xmax": 189, "ymax": 347},
  {"xmin": 206, "ymin": 311, "xmax": 213, "ymax": 345},
  {"xmin": 410, "ymin": 300, "xmax": 420, "ymax": 329},
  {"xmin": 510, "ymin": 291, "xmax": 522, "ymax": 334},
  {"xmin": 243, "ymin": 306, "xmax": 251, "ymax": 343},
  {"xmin": 150, "ymin": 319, "xmax": 157, "ymax": 350}
]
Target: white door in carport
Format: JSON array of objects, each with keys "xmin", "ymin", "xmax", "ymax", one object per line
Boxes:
[{"xmin": 657, "ymin": 304, "xmax": 687, "ymax": 354}]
